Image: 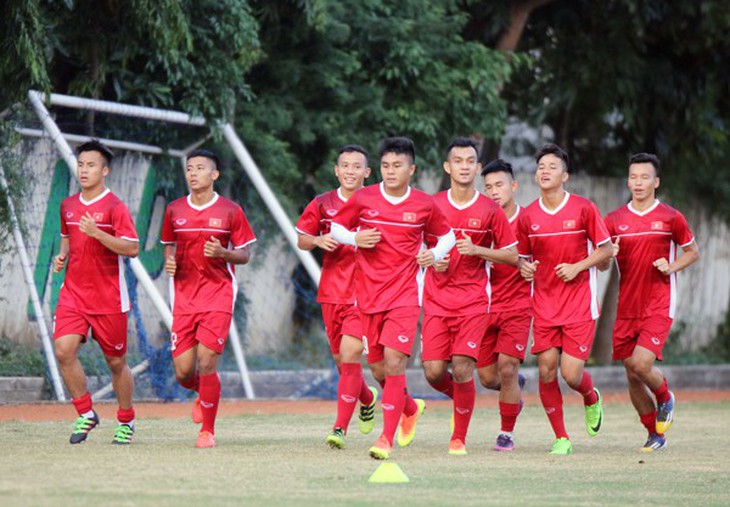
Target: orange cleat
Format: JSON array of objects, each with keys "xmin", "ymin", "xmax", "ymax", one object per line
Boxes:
[
  {"xmin": 195, "ymin": 431, "xmax": 216, "ymax": 448},
  {"xmin": 192, "ymin": 396, "xmax": 203, "ymax": 425}
]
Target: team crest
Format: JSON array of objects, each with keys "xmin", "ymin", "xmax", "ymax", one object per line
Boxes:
[
  {"xmin": 367, "ymin": 209, "xmax": 379, "ymax": 217},
  {"xmin": 93, "ymin": 212, "xmax": 104, "ymax": 221},
  {"xmin": 467, "ymin": 341, "xmax": 477, "ymax": 349},
  {"xmin": 397, "ymin": 335, "xmax": 410, "ymax": 343},
  {"xmin": 651, "ymin": 337, "xmax": 661, "ymax": 345},
  {"xmin": 403, "ymin": 212, "xmax": 416, "ymax": 222},
  {"xmin": 209, "ymin": 218, "xmax": 222, "ymax": 228},
  {"xmin": 618, "ymin": 224, "xmax": 629, "ymax": 231},
  {"xmin": 515, "ymin": 344, "xmax": 525, "ymax": 351},
  {"xmin": 326, "ymin": 209, "xmax": 337, "ymax": 217},
  {"xmin": 651, "ymin": 221, "xmax": 664, "ymax": 231},
  {"xmin": 563, "ymin": 220, "xmax": 576, "ymax": 230},
  {"xmin": 531, "ymin": 224, "xmax": 540, "ymax": 231},
  {"xmin": 468, "ymin": 218, "xmax": 481, "ymax": 228},
  {"xmin": 175, "ymin": 218, "xmax": 187, "ymax": 226}
]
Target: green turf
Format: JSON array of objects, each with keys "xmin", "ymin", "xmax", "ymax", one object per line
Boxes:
[{"xmin": 1, "ymin": 401, "xmax": 728, "ymax": 506}]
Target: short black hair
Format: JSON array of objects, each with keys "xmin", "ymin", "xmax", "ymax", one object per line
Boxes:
[
  {"xmin": 378, "ymin": 137, "xmax": 416, "ymax": 163},
  {"xmin": 77, "ymin": 140, "xmax": 114, "ymax": 166},
  {"xmin": 629, "ymin": 152, "xmax": 660, "ymax": 177},
  {"xmin": 446, "ymin": 137, "xmax": 479, "ymax": 158},
  {"xmin": 338, "ymin": 144, "xmax": 369, "ymax": 165},
  {"xmin": 187, "ymin": 148, "xmax": 220, "ymax": 171},
  {"xmin": 535, "ymin": 143, "xmax": 569, "ymax": 171},
  {"xmin": 481, "ymin": 158, "xmax": 514, "ymax": 179}
]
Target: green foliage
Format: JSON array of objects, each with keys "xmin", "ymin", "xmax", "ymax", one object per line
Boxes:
[{"xmin": 0, "ymin": 337, "xmax": 45, "ymax": 376}]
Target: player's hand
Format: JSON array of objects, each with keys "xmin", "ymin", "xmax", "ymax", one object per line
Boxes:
[
  {"xmin": 434, "ymin": 254, "xmax": 450, "ymax": 272},
  {"xmin": 52, "ymin": 253, "xmax": 67, "ymax": 273},
  {"xmin": 520, "ymin": 259, "xmax": 539, "ymax": 281},
  {"xmin": 456, "ymin": 232, "xmax": 477, "ymax": 256},
  {"xmin": 355, "ymin": 228, "xmax": 381, "ymax": 248},
  {"xmin": 315, "ymin": 234, "xmax": 338, "ymax": 252},
  {"xmin": 165, "ymin": 254, "xmax": 176, "ymax": 276},
  {"xmin": 555, "ymin": 262, "xmax": 581, "ymax": 282},
  {"xmin": 204, "ymin": 236, "xmax": 225, "ymax": 258},
  {"xmin": 611, "ymin": 236, "xmax": 620, "ymax": 258},
  {"xmin": 79, "ymin": 212, "xmax": 100, "ymax": 238},
  {"xmin": 416, "ymin": 248, "xmax": 435, "ymax": 267},
  {"xmin": 653, "ymin": 257, "xmax": 672, "ymax": 275}
]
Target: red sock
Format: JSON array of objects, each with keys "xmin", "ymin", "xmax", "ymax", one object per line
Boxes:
[
  {"xmin": 381, "ymin": 375, "xmax": 407, "ymax": 446},
  {"xmin": 72, "ymin": 392, "xmax": 93, "ymax": 416},
  {"xmin": 179, "ymin": 373, "xmax": 200, "ymax": 393},
  {"xmin": 199, "ymin": 372, "xmax": 220, "ymax": 435},
  {"xmin": 652, "ymin": 378, "xmax": 670, "ymax": 404},
  {"xmin": 539, "ymin": 380, "xmax": 569, "ymax": 439},
  {"xmin": 403, "ymin": 393, "xmax": 419, "ymax": 416},
  {"xmin": 334, "ymin": 363, "xmax": 363, "ymax": 431},
  {"xmin": 576, "ymin": 371, "xmax": 598, "ymax": 405},
  {"xmin": 117, "ymin": 407, "xmax": 135, "ymax": 424},
  {"xmin": 428, "ymin": 371, "xmax": 454, "ymax": 399},
  {"xmin": 452, "ymin": 380, "xmax": 475, "ymax": 443},
  {"xmin": 499, "ymin": 401, "xmax": 521, "ymax": 433},
  {"xmin": 359, "ymin": 377, "xmax": 374, "ymax": 405},
  {"xmin": 640, "ymin": 410, "xmax": 660, "ymax": 436}
]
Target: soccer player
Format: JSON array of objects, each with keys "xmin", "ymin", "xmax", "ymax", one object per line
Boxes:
[
  {"xmin": 295, "ymin": 145, "xmax": 378, "ymax": 449},
  {"xmin": 517, "ymin": 143, "xmax": 612, "ymax": 455},
  {"xmin": 421, "ymin": 139, "xmax": 518, "ymax": 456},
  {"xmin": 161, "ymin": 149, "xmax": 256, "ymax": 448},
  {"xmin": 330, "ymin": 137, "xmax": 455, "ymax": 460},
  {"xmin": 52, "ymin": 140, "xmax": 140, "ymax": 445},
  {"xmin": 478, "ymin": 159, "xmax": 532, "ymax": 452},
  {"xmin": 600, "ymin": 153, "xmax": 699, "ymax": 451}
]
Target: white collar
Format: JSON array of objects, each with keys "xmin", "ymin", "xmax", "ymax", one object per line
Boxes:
[
  {"xmin": 507, "ymin": 204, "xmax": 521, "ymax": 223},
  {"xmin": 538, "ymin": 191, "xmax": 570, "ymax": 215},
  {"xmin": 187, "ymin": 192, "xmax": 219, "ymax": 211},
  {"xmin": 447, "ymin": 188, "xmax": 479, "ymax": 210},
  {"xmin": 628, "ymin": 199, "xmax": 660, "ymax": 216},
  {"xmin": 379, "ymin": 182, "xmax": 411, "ymax": 204},
  {"xmin": 79, "ymin": 187, "xmax": 111, "ymax": 206}
]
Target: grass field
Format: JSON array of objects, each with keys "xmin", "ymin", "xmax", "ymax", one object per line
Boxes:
[{"xmin": 1, "ymin": 400, "xmax": 728, "ymax": 507}]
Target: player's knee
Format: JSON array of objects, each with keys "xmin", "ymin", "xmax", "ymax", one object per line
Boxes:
[
  {"xmin": 104, "ymin": 355, "xmax": 127, "ymax": 374},
  {"xmin": 451, "ymin": 362, "xmax": 474, "ymax": 384},
  {"xmin": 497, "ymin": 360, "xmax": 518, "ymax": 383},
  {"xmin": 560, "ymin": 368, "xmax": 582, "ymax": 388},
  {"xmin": 54, "ymin": 345, "xmax": 75, "ymax": 364},
  {"xmin": 422, "ymin": 363, "xmax": 446, "ymax": 385},
  {"xmin": 478, "ymin": 370, "xmax": 500, "ymax": 390},
  {"xmin": 625, "ymin": 356, "xmax": 651, "ymax": 378},
  {"xmin": 538, "ymin": 364, "xmax": 557, "ymax": 383}
]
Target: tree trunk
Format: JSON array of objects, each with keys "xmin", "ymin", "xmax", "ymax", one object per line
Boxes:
[{"xmin": 497, "ymin": 0, "xmax": 558, "ymax": 52}]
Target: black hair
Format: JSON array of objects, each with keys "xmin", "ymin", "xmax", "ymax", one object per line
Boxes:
[
  {"xmin": 187, "ymin": 148, "xmax": 220, "ymax": 171},
  {"xmin": 629, "ymin": 152, "xmax": 660, "ymax": 177},
  {"xmin": 338, "ymin": 144, "xmax": 369, "ymax": 165},
  {"xmin": 481, "ymin": 158, "xmax": 514, "ymax": 179},
  {"xmin": 535, "ymin": 143, "xmax": 569, "ymax": 171},
  {"xmin": 378, "ymin": 137, "xmax": 416, "ymax": 163},
  {"xmin": 446, "ymin": 137, "xmax": 479, "ymax": 158},
  {"xmin": 77, "ymin": 140, "xmax": 114, "ymax": 166}
]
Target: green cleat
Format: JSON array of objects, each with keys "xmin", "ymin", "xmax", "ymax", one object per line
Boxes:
[
  {"xmin": 111, "ymin": 423, "xmax": 134, "ymax": 445},
  {"xmin": 549, "ymin": 437, "xmax": 573, "ymax": 455},
  {"xmin": 397, "ymin": 399, "xmax": 426, "ymax": 447},
  {"xmin": 325, "ymin": 427, "xmax": 346, "ymax": 449},
  {"xmin": 358, "ymin": 386, "xmax": 378, "ymax": 435},
  {"xmin": 69, "ymin": 412, "xmax": 99, "ymax": 444},
  {"xmin": 369, "ymin": 435, "xmax": 392, "ymax": 460},
  {"xmin": 585, "ymin": 388, "xmax": 603, "ymax": 436}
]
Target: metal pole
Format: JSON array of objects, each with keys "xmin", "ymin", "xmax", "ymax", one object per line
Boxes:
[{"xmin": 228, "ymin": 321, "xmax": 255, "ymax": 399}]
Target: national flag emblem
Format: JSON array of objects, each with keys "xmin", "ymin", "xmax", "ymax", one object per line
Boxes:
[
  {"xmin": 209, "ymin": 218, "xmax": 222, "ymax": 228},
  {"xmin": 468, "ymin": 218, "xmax": 481, "ymax": 228},
  {"xmin": 403, "ymin": 212, "xmax": 416, "ymax": 222},
  {"xmin": 93, "ymin": 212, "xmax": 104, "ymax": 221},
  {"xmin": 563, "ymin": 220, "xmax": 576, "ymax": 230},
  {"xmin": 651, "ymin": 221, "xmax": 664, "ymax": 230}
]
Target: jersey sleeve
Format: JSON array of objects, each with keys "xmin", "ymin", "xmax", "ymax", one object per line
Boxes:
[
  {"xmin": 584, "ymin": 201, "xmax": 610, "ymax": 246},
  {"xmin": 231, "ymin": 206, "xmax": 257, "ymax": 249},
  {"xmin": 424, "ymin": 199, "xmax": 451, "ymax": 237},
  {"xmin": 160, "ymin": 205, "xmax": 175, "ymax": 244},
  {"xmin": 604, "ymin": 213, "xmax": 616, "ymax": 239},
  {"xmin": 672, "ymin": 211, "xmax": 695, "ymax": 247},
  {"xmin": 516, "ymin": 212, "xmax": 531, "ymax": 257},
  {"xmin": 331, "ymin": 192, "xmax": 361, "ymax": 230},
  {"xmin": 60, "ymin": 203, "xmax": 68, "ymax": 237},
  {"xmin": 112, "ymin": 202, "xmax": 139, "ymax": 242},
  {"xmin": 489, "ymin": 207, "xmax": 517, "ymax": 249},
  {"xmin": 295, "ymin": 199, "xmax": 321, "ymax": 236}
]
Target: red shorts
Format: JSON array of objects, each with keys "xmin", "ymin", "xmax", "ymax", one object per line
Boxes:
[
  {"xmin": 53, "ymin": 306, "xmax": 128, "ymax": 357},
  {"xmin": 421, "ymin": 313, "xmax": 488, "ymax": 362},
  {"xmin": 171, "ymin": 312, "xmax": 232, "ymax": 358},
  {"xmin": 612, "ymin": 316, "xmax": 673, "ymax": 361},
  {"xmin": 532, "ymin": 318, "xmax": 596, "ymax": 361},
  {"xmin": 320, "ymin": 303, "xmax": 363, "ymax": 355},
  {"xmin": 477, "ymin": 309, "xmax": 532, "ymax": 368},
  {"xmin": 361, "ymin": 306, "xmax": 420, "ymax": 364}
]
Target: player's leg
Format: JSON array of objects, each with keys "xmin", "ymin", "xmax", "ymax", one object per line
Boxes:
[
  {"xmin": 477, "ymin": 316, "xmax": 500, "ymax": 391},
  {"xmin": 423, "ymin": 360, "xmax": 452, "ymax": 396},
  {"xmin": 495, "ymin": 353, "xmax": 522, "ymax": 451},
  {"xmin": 450, "ymin": 355, "xmax": 476, "ymax": 455},
  {"xmin": 623, "ymin": 359, "xmax": 666, "ymax": 451},
  {"xmin": 537, "ymin": 347, "xmax": 571, "ymax": 454},
  {"xmin": 330, "ymin": 334, "xmax": 371, "ymax": 445},
  {"xmin": 421, "ymin": 315, "xmax": 455, "ymax": 398},
  {"xmin": 195, "ymin": 344, "xmax": 220, "ymax": 448}
]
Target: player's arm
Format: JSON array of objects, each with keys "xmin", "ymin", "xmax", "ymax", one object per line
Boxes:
[
  {"xmin": 204, "ymin": 236, "xmax": 252, "ymax": 265},
  {"xmin": 53, "ymin": 236, "xmax": 70, "ymax": 273},
  {"xmin": 79, "ymin": 212, "xmax": 139, "ymax": 257},
  {"xmin": 456, "ymin": 233, "xmax": 518, "ymax": 266},
  {"xmin": 417, "ymin": 229, "xmax": 456, "ymax": 267},
  {"xmin": 554, "ymin": 240, "xmax": 613, "ymax": 282},
  {"xmin": 297, "ymin": 232, "xmax": 338, "ymax": 252},
  {"xmin": 597, "ymin": 237, "xmax": 620, "ymax": 272},
  {"xmin": 164, "ymin": 244, "xmax": 176, "ymax": 276},
  {"xmin": 654, "ymin": 240, "xmax": 699, "ymax": 275}
]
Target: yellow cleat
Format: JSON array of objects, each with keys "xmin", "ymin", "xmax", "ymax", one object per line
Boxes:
[{"xmin": 397, "ymin": 398, "xmax": 426, "ymax": 447}]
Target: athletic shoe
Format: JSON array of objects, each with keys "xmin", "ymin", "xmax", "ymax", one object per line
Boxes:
[
  {"xmin": 192, "ymin": 396, "xmax": 203, "ymax": 425},
  {"xmin": 641, "ymin": 433, "xmax": 667, "ymax": 452},
  {"xmin": 325, "ymin": 427, "xmax": 345, "ymax": 449},
  {"xmin": 584, "ymin": 388, "xmax": 603, "ymax": 436},
  {"xmin": 369, "ymin": 435, "xmax": 392, "ymax": 460},
  {"xmin": 397, "ymin": 398, "xmax": 426, "ymax": 447},
  {"xmin": 69, "ymin": 412, "xmax": 100, "ymax": 444},
  {"xmin": 656, "ymin": 391, "xmax": 675, "ymax": 434},
  {"xmin": 358, "ymin": 386, "xmax": 378, "ymax": 434},
  {"xmin": 111, "ymin": 423, "xmax": 134, "ymax": 445},
  {"xmin": 195, "ymin": 431, "xmax": 216, "ymax": 448},
  {"xmin": 548, "ymin": 437, "xmax": 573, "ymax": 455},
  {"xmin": 450, "ymin": 413, "xmax": 455, "ymax": 434},
  {"xmin": 494, "ymin": 432, "xmax": 515, "ymax": 452},
  {"xmin": 448, "ymin": 439, "xmax": 467, "ymax": 456}
]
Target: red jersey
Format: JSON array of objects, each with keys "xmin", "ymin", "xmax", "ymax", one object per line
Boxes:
[
  {"xmin": 295, "ymin": 188, "xmax": 357, "ymax": 304},
  {"xmin": 332, "ymin": 183, "xmax": 451, "ymax": 314},
  {"xmin": 488, "ymin": 205, "xmax": 532, "ymax": 313},
  {"xmin": 422, "ymin": 190, "xmax": 517, "ymax": 316},
  {"xmin": 58, "ymin": 189, "xmax": 139, "ymax": 314},
  {"xmin": 516, "ymin": 192, "xmax": 610, "ymax": 325},
  {"xmin": 161, "ymin": 193, "xmax": 256, "ymax": 315},
  {"xmin": 604, "ymin": 200, "xmax": 694, "ymax": 319}
]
